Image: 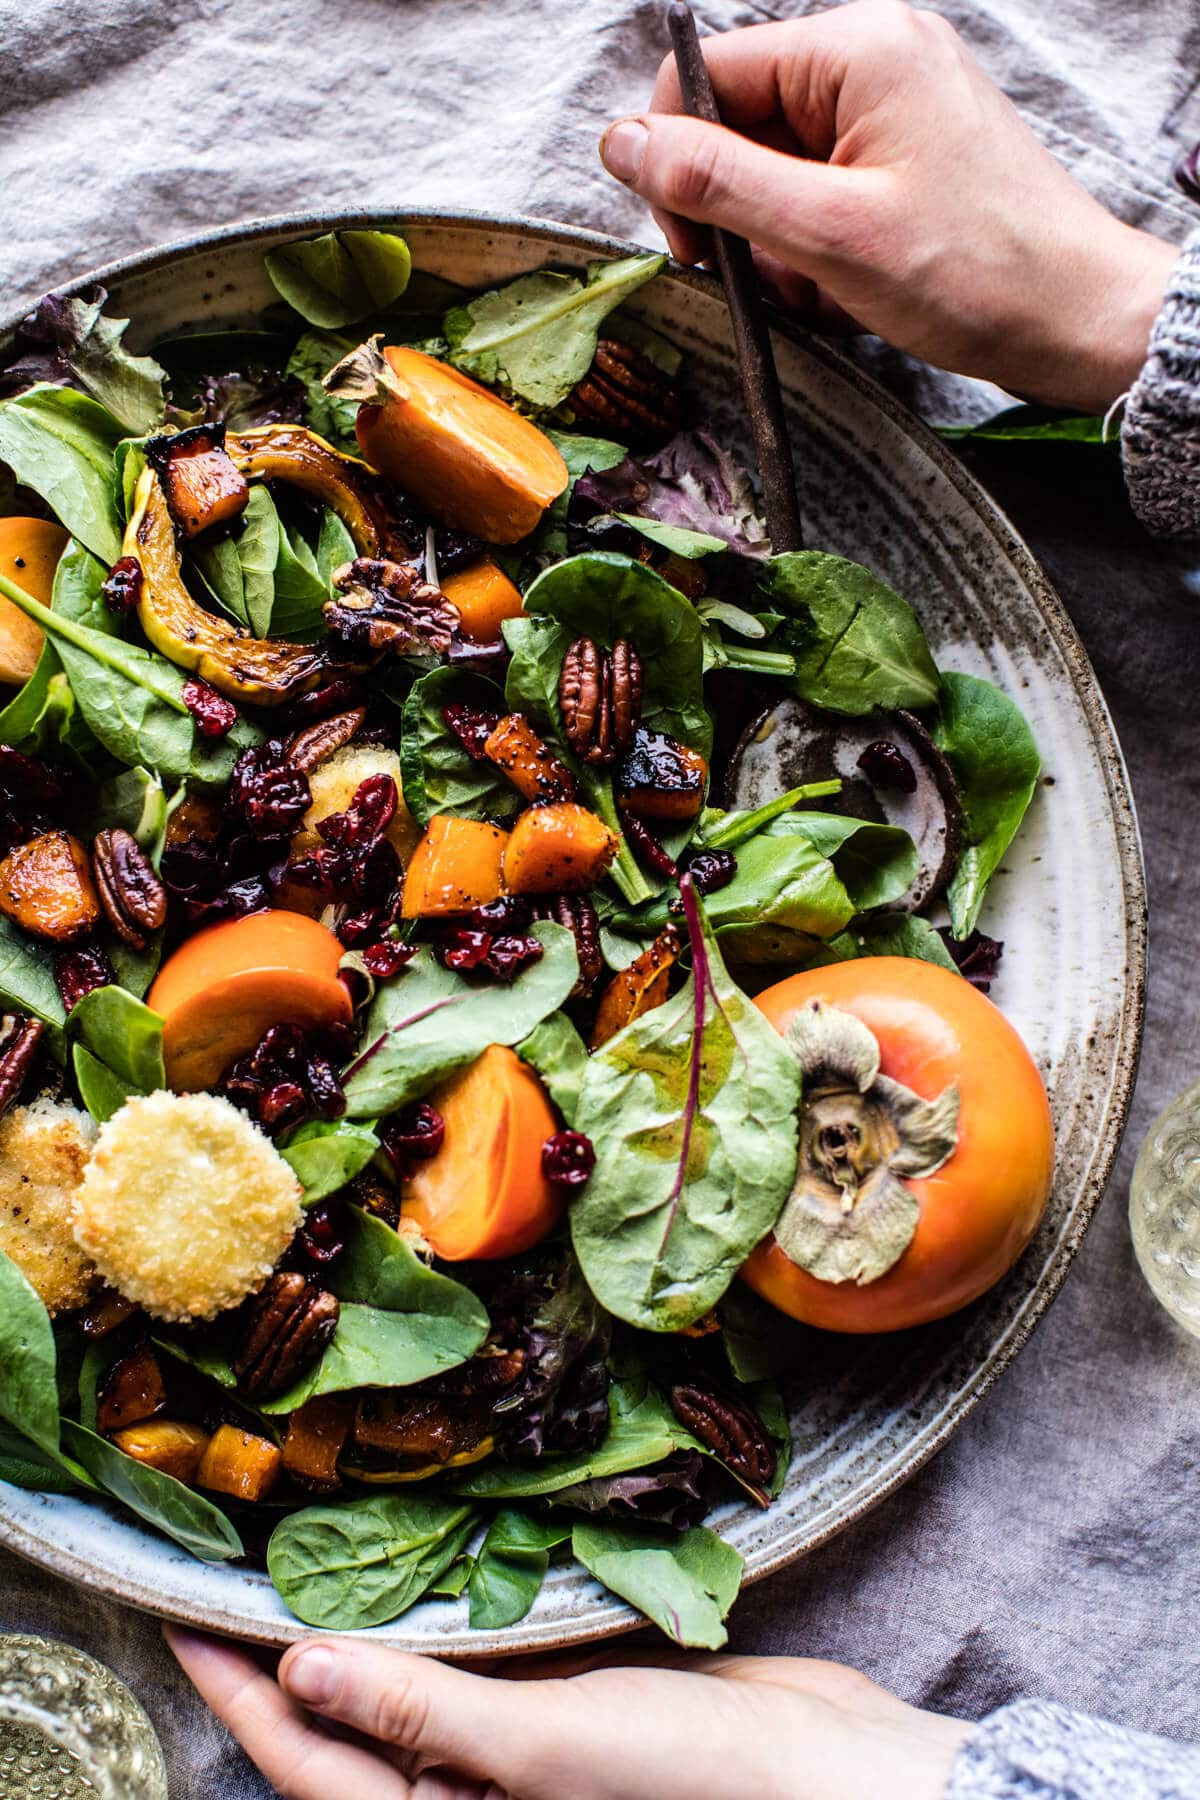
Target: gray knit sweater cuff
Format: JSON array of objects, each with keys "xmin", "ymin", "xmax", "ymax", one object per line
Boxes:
[
  {"xmin": 1122, "ymin": 227, "xmax": 1200, "ymax": 536},
  {"xmin": 945, "ymin": 1697, "xmax": 1200, "ymax": 1798}
]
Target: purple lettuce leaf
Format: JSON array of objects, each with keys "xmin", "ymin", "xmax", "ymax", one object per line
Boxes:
[
  {"xmin": 553, "ymin": 1449, "xmax": 709, "ymax": 1531},
  {"xmin": 488, "ymin": 1248, "xmax": 612, "ymax": 1460},
  {"xmin": 0, "ymin": 285, "xmax": 166, "ymax": 435},
  {"xmin": 569, "ymin": 428, "xmax": 771, "ymax": 559}
]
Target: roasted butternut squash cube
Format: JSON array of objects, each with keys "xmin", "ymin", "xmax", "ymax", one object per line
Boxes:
[
  {"xmin": 112, "ymin": 1420, "xmax": 210, "ymax": 1485},
  {"xmin": 591, "ymin": 926, "xmax": 680, "ymax": 1048},
  {"xmin": 503, "ymin": 803, "xmax": 618, "ymax": 894},
  {"xmin": 483, "ymin": 714, "xmax": 575, "ymax": 806},
  {"xmin": 196, "ymin": 1424, "xmax": 282, "ymax": 1502},
  {"xmin": 282, "ymin": 1395, "xmax": 353, "ymax": 1493},
  {"xmin": 96, "ymin": 1343, "xmax": 167, "ymax": 1436},
  {"xmin": 146, "ymin": 424, "xmax": 249, "ymax": 539},
  {"xmin": 0, "ymin": 831, "xmax": 101, "ymax": 943},
  {"xmin": 401, "ymin": 815, "xmax": 508, "ymax": 917}
]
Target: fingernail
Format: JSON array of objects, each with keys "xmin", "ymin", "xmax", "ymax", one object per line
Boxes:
[
  {"xmin": 601, "ymin": 119, "xmax": 649, "ymax": 183},
  {"xmin": 284, "ymin": 1645, "xmax": 340, "ymax": 1706}
]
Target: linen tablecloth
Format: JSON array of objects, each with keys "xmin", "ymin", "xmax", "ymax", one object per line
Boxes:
[{"xmin": 1, "ymin": 2, "xmax": 1198, "ymax": 1792}]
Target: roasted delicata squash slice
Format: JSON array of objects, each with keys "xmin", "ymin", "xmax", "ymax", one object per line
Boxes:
[
  {"xmin": 224, "ymin": 422, "xmax": 413, "ymax": 560},
  {"xmin": 126, "ymin": 465, "xmax": 328, "ymax": 705}
]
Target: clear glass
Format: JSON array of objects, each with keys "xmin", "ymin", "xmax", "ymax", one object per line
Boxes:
[
  {"xmin": 1129, "ymin": 1078, "xmax": 1200, "ymax": 1337},
  {"xmin": 0, "ymin": 1635, "xmax": 167, "ymax": 1800}
]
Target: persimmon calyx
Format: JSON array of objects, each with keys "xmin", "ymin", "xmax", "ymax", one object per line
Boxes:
[
  {"xmin": 324, "ymin": 334, "xmax": 406, "ymax": 407},
  {"xmin": 775, "ymin": 1000, "xmax": 960, "ymax": 1286}
]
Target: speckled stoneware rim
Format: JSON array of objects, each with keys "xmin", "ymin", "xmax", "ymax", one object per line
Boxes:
[{"xmin": 0, "ymin": 210, "xmax": 1146, "ymax": 1652}]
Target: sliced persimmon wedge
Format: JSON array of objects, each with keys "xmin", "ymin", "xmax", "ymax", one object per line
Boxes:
[
  {"xmin": 0, "ymin": 517, "xmax": 67, "ymax": 685},
  {"xmin": 402, "ymin": 1044, "xmax": 561, "ymax": 1259},
  {"xmin": 148, "ymin": 908, "xmax": 352, "ymax": 1093}
]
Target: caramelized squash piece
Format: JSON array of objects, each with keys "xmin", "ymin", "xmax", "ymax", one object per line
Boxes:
[
  {"xmin": 483, "ymin": 713, "xmax": 575, "ymax": 806},
  {"xmin": 127, "ymin": 467, "xmax": 327, "ymax": 706},
  {"xmin": 196, "ymin": 1424, "xmax": 282, "ymax": 1502},
  {"xmin": 226, "ymin": 423, "xmax": 410, "ymax": 559},
  {"xmin": 616, "ymin": 726, "xmax": 708, "ymax": 823},
  {"xmin": 146, "ymin": 424, "xmax": 249, "ymax": 539},
  {"xmin": 591, "ymin": 926, "xmax": 680, "ymax": 1049},
  {"xmin": 503, "ymin": 802, "xmax": 618, "ymax": 895},
  {"xmin": 352, "ymin": 344, "xmax": 568, "ymax": 544},
  {"xmin": 76, "ymin": 1286, "xmax": 139, "ymax": 1340},
  {"xmin": 282, "ymin": 1395, "xmax": 353, "ymax": 1493},
  {"xmin": 0, "ymin": 517, "xmax": 67, "ymax": 685},
  {"xmin": 0, "ymin": 830, "xmax": 100, "ymax": 943},
  {"xmin": 401, "ymin": 815, "xmax": 508, "ymax": 917},
  {"xmin": 341, "ymin": 1438, "xmax": 494, "ymax": 1484},
  {"xmin": 96, "ymin": 1343, "xmax": 167, "ymax": 1436},
  {"xmin": 113, "ymin": 1419, "xmax": 210, "ymax": 1485},
  {"xmin": 439, "ymin": 558, "xmax": 524, "ymax": 642}
]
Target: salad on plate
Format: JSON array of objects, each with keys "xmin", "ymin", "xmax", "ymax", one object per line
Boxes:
[{"xmin": 0, "ymin": 229, "xmax": 1052, "ymax": 1643}]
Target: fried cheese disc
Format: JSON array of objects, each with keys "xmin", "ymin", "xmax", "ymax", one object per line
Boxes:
[{"xmin": 0, "ymin": 1096, "xmax": 97, "ymax": 1314}]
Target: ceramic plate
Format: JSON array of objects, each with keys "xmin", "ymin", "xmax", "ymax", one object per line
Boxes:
[{"xmin": 0, "ymin": 212, "xmax": 1145, "ymax": 1651}]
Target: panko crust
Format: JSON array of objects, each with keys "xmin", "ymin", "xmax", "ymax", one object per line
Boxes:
[
  {"xmin": 0, "ymin": 1095, "xmax": 98, "ymax": 1314},
  {"xmin": 73, "ymin": 1090, "xmax": 303, "ymax": 1322}
]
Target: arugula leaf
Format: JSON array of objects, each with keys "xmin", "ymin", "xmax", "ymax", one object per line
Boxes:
[
  {"xmin": 572, "ymin": 884, "xmax": 801, "ymax": 1331},
  {"xmin": 930, "ymin": 671, "xmax": 1040, "ymax": 939},
  {"xmin": 0, "ymin": 384, "xmax": 124, "ymax": 563},
  {"xmin": 468, "ymin": 1509, "xmax": 571, "ymax": 1630},
  {"xmin": 455, "ymin": 1377, "xmax": 700, "ymax": 1500},
  {"xmin": 286, "ymin": 329, "xmax": 359, "ymax": 448},
  {"xmin": 265, "ymin": 230, "xmax": 413, "ymax": 330},
  {"xmin": 67, "ymin": 986, "xmax": 164, "ymax": 1122},
  {"xmin": 399, "ymin": 666, "xmax": 524, "ymax": 829},
  {"xmin": 757, "ymin": 552, "xmax": 940, "ymax": 715},
  {"xmin": 572, "ymin": 1519, "xmax": 743, "ymax": 1649},
  {"xmin": 342, "ymin": 922, "xmax": 578, "ymax": 1117},
  {"xmin": 279, "ymin": 1117, "xmax": 380, "ymax": 1204},
  {"xmin": 268, "ymin": 1493, "xmax": 477, "ymax": 1629},
  {"xmin": 1, "ymin": 288, "xmax": 166, "ymax": 436},
  {"xmin": 0, "ymin": 914, "xmax": 65, "ymax": 1034},
  {"xmin": 517, "ymin": 1011, "xmax": 589, "ymax": 1127},
  {"xmin": 0, "ymin": 1245, "xmax": 62, "ymax": 1454},
  {"xmin": 59, "ymin": 1419, "xmax": 242, "ymax": 1562},
  {"xmin": 444, "ymin": 254, "xmax": 665, "ymax": 409}
]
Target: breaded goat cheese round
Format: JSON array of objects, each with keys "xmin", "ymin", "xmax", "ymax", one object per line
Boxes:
[
  {"xmin": 73, "ymin": 1091, "xmax": 303, "ymax": 1322},
  {"xmin": 0, "ymin": 1096, "xmax": 98, "ymax": 1314}
]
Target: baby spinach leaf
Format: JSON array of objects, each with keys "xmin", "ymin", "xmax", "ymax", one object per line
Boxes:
[
  {"xmin": 92, "ymin": 766, "xmax": 170, "ymax": 864},
  {"xmin": 427, "ymin": 1557, "xmax": 473, "ymax": 1599},
  {"xmin": 572, "ymin": 885, "xmax": 801, "ymax": 1331},
  {"xmin": 695, "ymin": 783, "xmax": 843, "ymax": 852},
  {"xmin": 0, "ymin": 639, "xmax": 106, "ymax": 771},
  {"xmin": 5, "ymin": 289, "xmax": 166, "ymax": 436},
  {"xmin": 467, "ymin": 1509, "xmax": 571, "ymax": 1630},
  {"xmin": 287, "ymin": 330, "xmax": 359, "ymax": 449},
  {"xmin": 59, "ymin": 1419, "xmax": 242, "ymax": 1562},
  {"xmin": 0, "ymin": 1422, "xmax": 83, "ymax": 1495},
  {"xmin": 529, "ymin": 429, "xmax": 627, "ymax": 562},
  {"xmin": 316, "ymin": 507, "xmax": 356, "ymax": 585},
  {"xmin": 751, "ymin": 1380, "xmax": 792, "ymax": 1500},
  {"xmin": 572, "ymin": 1519, "xmax": 743, "ymax": 1649},
  {"xmin": 342, "ymin": 921, "xmax": 578, "ymax": 1117},
  {"xmin": 67, "ymin": 986, "xmax": 164, "ymax": 1122},
  {"xmin": 816, "ymin": 912, "xmax": 959, "ymax": 971},
  {"xmin": 267, "ymin": 1493, "xmax": 477, "ymax": 1629},
  {"xmin": 399, "ymin": 666, "xmax": 524, "ymax": 829},
  {"xmin": 279, "ymin": 1117, "xmax": 380, "ymax": 1204},
  {"xmin": 260, "ymin": 1208, "xmax": 488, "ymax": 1410},
  {"xmin": 517, "ymin": 1011, "xmax": 589, "ymax": 1127},
  {"xmin": 719, "ymin": 1284, "xmax": 811, "ymax": 1385},
  {"xmin": 757, "ymin": 552, "xmax": 940, "ymax": 715},
  {"xmin": 0, "ymin": 915, "xmax": 65, "ymax": 1033},
  {"xmin": 270, "ymin": 520, "xmax": 330, "ymax": 640},
  {"xmin": 444, "ymin": 253, "xmax": 665, "ymax": 410},
  {"xmin": 265, "ymin": 230, "xmax": 412, "ymax": 330},
  {"xmin": 930, "ymin": 671, "xmax": 1040, "ymax": 939},
  {"xmin": 455, "ymin": 1377, "xmax": 699, "ymax": 1500},
  {"xmin": 612, "ymin": 515, "xmax": 726, "ymax": 559},
  {"xmin": 0, "ymin": 384, "xmax": 124, "ymax": 564},
  {"xmin": 191, "ymin": 485, "xmax": 279, "ymax": 637},
  {"xmin": 0, "ymin": 1245, "xmax": 62, "ymax": 1454},
  {"xmin": 938, "ymin": 404, "xmax": 1111, "ymax": 446}
]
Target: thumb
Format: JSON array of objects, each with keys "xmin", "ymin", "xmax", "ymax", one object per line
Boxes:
[{"xmin": 599, "ymin": 113, "xmax": 881, "ymax": 279}]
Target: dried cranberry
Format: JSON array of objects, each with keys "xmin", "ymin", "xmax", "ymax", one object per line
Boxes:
[
  {"xmin": 683, "ymin": 849, "xmax": 737, "ymax": 896},
  {"xmin": 542, "ymin": 1130, "xmax": 595, "ymax": 1190},
  {"xmin": 622, "ymin": 811, "xmax": 679, "ymax": 879},
  {"xmin": 283, "ymin": 678, "xmax": 365, "ymax": 723},
  {"xmin": 485, "ymin": 934, "xmax": 545, "ymax": 981},
  {"xmin": 350, "ymin": 834, "xmax": 399, "ymax": 901},
  {"xmin": 52, "ymin": 945, "xmax": 116, "ymax": 1013},
  {"xmin": 228, "ymin": 742, "xmax": 311, "ymax": 838},
  {"xmin": 182, "ymin": 677, "xmax": 238, "ymax": 741},
  {"xmin": 468, "ymin": 895, "xmax": 531, "ymax": 932},
  {"xmin": 0, "ymin": 745, "xmax": 63, "ymax": 814},
  {"xmin": 380, "ymin": 1102, "xmax": 445, "ymax": 1172},
  {"xmin": 857, "ymin": 741, "xmax": 917, "ymax": 793},
  {"xmin": 361, "ymin": 939, "xmax": 415, "ymax": 979},
  {"xmin": 101, "ymin": 556, "xmax": 143, "ymax": 613},
  {"xmin": 318, "ymin": 775, "xmax": 397, "ymax": 848},
  {"xmin": 437, "ymin": 928, "xmax": 493, "ymax": 972},
  {"xmin": 442, "ymin": 701, "xmax": 500, "ymax": 762},
  {"xmin": 259, "ymin": 1081, "xmax": 308, "ymax": 1130},
  {"xmin": 295, "ymin": 1199, "xmax": 347, "ymax": 1267},
  {"xmin": 446, "ymin": 633, "xmax": 511, "ymax": 676},
  {"xmin": 218, "ymin": 1021, "xmax": 352, "ymax": 1133}
]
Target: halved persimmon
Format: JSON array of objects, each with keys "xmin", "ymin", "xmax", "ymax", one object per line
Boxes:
[
  {"xmin": 148, "ymin": 908, "xmax": 352, "ymax": 1092},
  {"xmin": 0, "ymin": 517, "xmax": 67, "ymax": 685},
  {"xmin": 401, "ymin": 1044, "xmax": 561, "ymax": 1259}
]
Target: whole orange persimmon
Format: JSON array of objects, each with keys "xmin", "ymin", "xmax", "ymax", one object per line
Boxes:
[{"xmin": 742, "ymin": 957, "xmax": 1054, "ymax": 1333}]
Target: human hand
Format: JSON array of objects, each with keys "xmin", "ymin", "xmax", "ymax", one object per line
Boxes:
[
  {"xmin": 166, "ymin": 1624, "xmax": 967, "ymax": 1800},
  {"xmin": 599, "ymin": 0, "xmax": 1176, "ymax": 412}
]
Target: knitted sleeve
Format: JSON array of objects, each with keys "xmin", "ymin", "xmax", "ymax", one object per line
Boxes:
[
  {"xmin": 944, "ymin": 1697, "xmax": 1200, "ymax": 1799},
  {"xmin": 1122, "ymin": 228, "xmax": 1200, "ymax": 536}
]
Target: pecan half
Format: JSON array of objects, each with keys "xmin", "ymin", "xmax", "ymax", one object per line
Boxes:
[
  {"xmin": 0, "ymin": 1013, "xmax": 44, "ymax": 1117},
  {"xmin": 668, "ymin": 1382, "xmax": 776, "ymax": 1505},
  {"xmin": 558, "ymin": 636, "xmax": 642, "ymax": 766},
  {"xmin": 285, "ymin": 706, "xmax": 367, "ymax": 774},
  {"xmin": 569, "ymin": 340, "xmax": 683, "ymax": 447},
  {"xmin": 325, "ymin": 558, "xmax": 458, "ymax": 657},
  {"xmin": 92, "ymin": 828, "xmax": 168, "ymax": 951},
  {"xmin": 233, "ymin": 1272, "xmax": 340, "ymax": 1402},
  {"xmin": 531, "ymin": 892, "xmax": 604, "ymax": 995}
]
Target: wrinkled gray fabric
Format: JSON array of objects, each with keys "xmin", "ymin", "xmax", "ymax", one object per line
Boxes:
[{"xmin": 2, "ymin": 4, "xmax": 1200, "ymax": 1797}]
